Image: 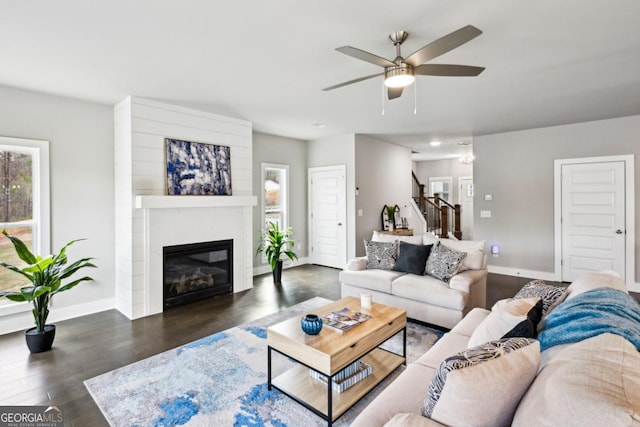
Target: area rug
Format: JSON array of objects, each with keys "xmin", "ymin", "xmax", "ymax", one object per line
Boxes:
[{"xmin": 85, "ymin": 297, "xmax": 443, "ymax": 426}]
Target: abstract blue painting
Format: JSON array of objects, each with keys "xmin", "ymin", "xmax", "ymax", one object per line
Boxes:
[{"xmin": 165, "ymin": 138, "xmax": 232, "ymax": 195}]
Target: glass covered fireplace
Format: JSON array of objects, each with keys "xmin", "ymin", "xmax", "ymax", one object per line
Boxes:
[{"xmin": 163, "ymin": 239, "xmax": 233, "ymax": 308}]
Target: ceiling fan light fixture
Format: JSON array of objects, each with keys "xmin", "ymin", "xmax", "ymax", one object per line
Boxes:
[{"xmin": 384, "ymin": 64, "xmax": 415, "ymax": 88}]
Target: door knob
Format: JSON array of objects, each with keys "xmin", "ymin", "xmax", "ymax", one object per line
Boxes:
[
  {"xmin": 337, "ymin": 222, "xmax": 343, "ymax": 226},
  {"xmin": 615, "ymin": 229, "xmax": 623, "ymax": 234}
]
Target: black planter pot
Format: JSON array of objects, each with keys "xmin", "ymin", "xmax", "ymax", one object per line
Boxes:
[
  {"xmin": 272, "ymin": 260, "xmax": 283, "ymax": 283},
  {"xmin": 25, "ymin": 324, "xmax": 56, "ymax": 353}
]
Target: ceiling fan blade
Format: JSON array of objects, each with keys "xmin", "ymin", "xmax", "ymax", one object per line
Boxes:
[
  {"xmin": 388, "ymin": 87, "xmax": 403, "ymax": 100},
  {"xmin": 405, "ymin": 25, "xmax": 483, "ymax": 67},
  {"xmin": 414, "ymin": 64, "xmax": 485, "ymax": 76},
  {"xmin": 322, "ymin": 72, "xmax": 384, "ymax": 91},
  {"xmin": 336, "ymin": 46, "xmax": 396, "ymax": 68}
]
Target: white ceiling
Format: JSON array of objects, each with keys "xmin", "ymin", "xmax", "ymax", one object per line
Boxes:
[{"xmin": 2, "ymin": 1, "xmax": 640, "ymax": 160}]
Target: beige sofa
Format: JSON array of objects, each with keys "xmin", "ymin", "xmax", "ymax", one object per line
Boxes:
[
  {"xmin": 339, "ymin": 232, "xmax": 488, "ymax": 329},
  {"xmin": 351, "ymin": 271, "xmax": 640, "ymax": 427}
]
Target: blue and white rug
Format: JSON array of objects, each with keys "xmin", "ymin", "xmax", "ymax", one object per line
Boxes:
[{"xmin": 85, "ymin": 297, "xmax": 443, "ymax": 426}]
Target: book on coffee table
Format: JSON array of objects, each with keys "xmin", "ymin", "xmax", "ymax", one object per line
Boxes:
[{"xmin": 321, "ymin": 307, "xmax": 371, "ymax": 334}]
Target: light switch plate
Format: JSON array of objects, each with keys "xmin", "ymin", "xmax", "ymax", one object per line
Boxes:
[
  {"xmin": 484, "ymin": 194, "xmax": 493, "ymax": 201},
  {"xmin": 480, "ymin": 210, "xmax": 492, "ymax": 218}
]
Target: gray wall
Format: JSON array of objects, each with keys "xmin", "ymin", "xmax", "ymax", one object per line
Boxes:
[
  {"xmin": 414, "ymin": 158, "xmax": 474, "ymax": 204},
  {"xmin": 252, "ymin": 131, "xmax": 308, "ymax": 268},
  {"xmin": 355, "ymin": 135, "xmax": 413, "ymax": 256},
  {"xmin": 474, "ymin": 115, "xmax": 640, "ymax": 283},
  {"xmin": 308, "ymin": 134, "xmax": 357, "ymax": 261},
  {"xmin": 0, "ymin": 85, "xmax": 115, "ymax": 333}
]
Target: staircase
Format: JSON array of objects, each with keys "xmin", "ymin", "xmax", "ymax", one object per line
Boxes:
[{"xmin": 412, "ymin": 172, "xmax": 462, "ymax": 239}]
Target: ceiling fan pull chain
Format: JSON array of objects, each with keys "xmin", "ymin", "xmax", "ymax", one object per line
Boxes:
[
  {"xmin": 414, "ymin": 79, "xmax": 418, "ymax": 115},
  {"xmin": 381, "ymin": 81, "xmax": 386, "ymax": 116}
]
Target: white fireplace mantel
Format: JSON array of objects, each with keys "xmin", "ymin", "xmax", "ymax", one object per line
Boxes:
[{"xmin": 135, "ymin": 195, "xmax": 257, "ymax": 210}]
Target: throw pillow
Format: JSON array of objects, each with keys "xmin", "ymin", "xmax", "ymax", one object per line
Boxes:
[
  {"xmin": 393, "ymin": 242, "xmax": 433, "ymax": 275},
  {"xmin": 364, "ymin": 240, "xmax": 397, "ymax": 270},
  {"xmin": 423, "ymin": 338, "xmax": 541, "ymax": 427},
  {"xmin": 438, "ymin": 239, "xmax": 485, "ymax": 271},
  {"xmin": 514, "ymin": 279, "xmax": 566, "ymax": 315},
  {"xmin": 467, "ymin": 298, "xmax": 542, "ymax": 348},
  {"xmin": 425, "ymin": 243, "xmax": 466, "ymax": 282}
]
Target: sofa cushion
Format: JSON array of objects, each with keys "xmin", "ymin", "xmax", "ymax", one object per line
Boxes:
[
  {"xmin": 449, "ymin": 307, "xmax": 490, "ymax": 337},
  {"xmin": 364, "ymin": 240, "xmax": 397, "ymax": 270},
  {"xmin": 392, "ymin": 274, "xmax": 466, "ymax": 310},
  {"xmin": 513, "ymin": 333, "xmax": 640, "ymax": 427},
  {"xmin": 414, "ymin": 331, "xmax": 470, "ymax": 369},
  {"xmin": 514, "ymin": 279, "xmax": 566, "ymax": 315},
  {"xmin": 393, "ymin": 241, "xmax": 433, "ymax": 275},
  {"xmin": 423, "ymin": 338, "xmax": 540, "ymax": 427},
  {"xmin": 438, "ymin": 239, "xmax": 485, "ymax": 271},
  {"xmin": 467, "ymin": 298, "xmax": 542, "ymax": 348},
  {"xmin": 384, "ymin": 413, "xmax": 446, "ymax": 427},
  {"xmin": 338, "ymin": 269, "xmax": 405, "ymax": 294},
  {"xmin": 350, "ymin": 363, "xmax": 437, "ymax": 427},
  {"xmin": 564, "ymin": 270, "xmax": 628, "ymax": 301},
  {"xmin": 425, "ymin": 243, "xmax": 466, "ymax": 282}
]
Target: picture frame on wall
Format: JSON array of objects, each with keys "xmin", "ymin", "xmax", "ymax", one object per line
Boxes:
[{"xmin": 165, "ymin": 138, "xmax": 232, "ymax": 195}]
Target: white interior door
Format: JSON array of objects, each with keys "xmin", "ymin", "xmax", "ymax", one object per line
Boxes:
[
  {"xmin": 458, "ymin": 177, "xmax": 474, "ymax": 240},
  {"xmin": 309, "ymin": 166, "xmax": 346, "ymax": 268},
  {"xmin": 561, "ymin": 161, "xmax": 626, "ymax": 281}
]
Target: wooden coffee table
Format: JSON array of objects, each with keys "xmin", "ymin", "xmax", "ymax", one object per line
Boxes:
[{"xmin": 267, "ymin": 296, "xmax": 407, "ymax": 426}]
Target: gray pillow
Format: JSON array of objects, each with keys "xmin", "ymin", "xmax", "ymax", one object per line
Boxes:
[
  {"xmin": 364, "ymin": 240, "xmax": 397, "ymax": 270},
  {"xmin": 425, "ymin": 243, "xmax": 466, "ymax": 282}
]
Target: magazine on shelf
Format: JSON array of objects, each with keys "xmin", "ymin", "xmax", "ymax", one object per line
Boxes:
[
  {"xmin": 309, "ymin": 360, "xmax": 373, "ymax": 393},
  {"xmin": 321, "ymin": 307, "xmax": 371, "ymax": 333}
]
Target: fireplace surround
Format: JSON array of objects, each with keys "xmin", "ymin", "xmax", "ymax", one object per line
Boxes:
[{"xmin": 163, "ymin": 239, "xmax": 233, "ymax": 308}]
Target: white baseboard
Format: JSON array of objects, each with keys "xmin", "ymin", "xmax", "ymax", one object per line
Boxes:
[
  {"xmin": 0, "ymin": 297, "xmax": 116, "ymax": 335},
  {"xmin": 252, "ymin": 257, "xmax": 310, "ymax": 276},
  {"xmin": 487, "ymin": 265, "xmax": 560, "ymax": 282}
]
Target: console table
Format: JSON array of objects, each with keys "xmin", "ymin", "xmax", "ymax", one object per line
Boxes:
[{"xmin": 378, "ymin": 228, "xmax": 413, "ymax": 236}]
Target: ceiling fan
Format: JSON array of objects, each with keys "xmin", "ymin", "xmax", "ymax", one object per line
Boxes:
[{"xmin": 322, "ymin": 25, "xmax": 485, "ymax": 100}]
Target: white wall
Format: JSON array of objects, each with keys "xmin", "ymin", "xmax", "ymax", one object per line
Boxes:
[
  {"xmin": 252, "ymin": 132, "xmax": 308, "ymax": 273},
  {"xmin": 0, "ymin": 85, "xmax": 115, "ymax": 334},
  {"xmin": 474, "ymin": 115, "xmax": 640, "ymax": 286},
  {"xmin": 355, "ymin": 135, "xmax": 413, "ymax": 256},
  {"xmin": 115, "ymin": 97, "xmax": 253, "ymax": 319}
]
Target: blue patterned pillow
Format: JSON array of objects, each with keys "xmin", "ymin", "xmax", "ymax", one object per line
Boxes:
[
  {"xmin": 423, "ymin": 338, "xmax": 540, "ymax": 426},
  {"xmin": 364, "ymin": 240, "xmax": 397, "ymax": 270},
  {"xmin": 425, "ymin": 243, "xmax": 466, "ymax": 282}
]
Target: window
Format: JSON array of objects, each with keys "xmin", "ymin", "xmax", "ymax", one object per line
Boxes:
[
  {"xmin": 261, "ymin": 163, "xmax": 289, "ymax": 231},
  {"xmin": 0, "ymin": 137, "xmax": 50, "ymax": 299}
]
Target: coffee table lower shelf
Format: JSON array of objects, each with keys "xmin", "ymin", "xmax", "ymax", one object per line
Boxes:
[{"xmin": 270, "ymin": 348, "xmax": 405, "ymax": 422}]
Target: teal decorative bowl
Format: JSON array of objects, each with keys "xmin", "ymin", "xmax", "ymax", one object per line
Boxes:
[{"xmin": 301, "ymin": 314, "xmax": 323, "ymax": 335}]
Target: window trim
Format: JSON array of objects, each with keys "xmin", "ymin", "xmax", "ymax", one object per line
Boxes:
[
  {"xmin": 260, "ymin": 162, "xmax": 290, "ymax": 259},
  {"xmin": 0, "ymin": 136, "xmax": 50, "ymax": 313}
]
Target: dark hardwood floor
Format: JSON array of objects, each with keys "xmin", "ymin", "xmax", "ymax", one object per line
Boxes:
[{"xmin": 0, "ymin": 265, "xmax": 637, "ymax": 426}]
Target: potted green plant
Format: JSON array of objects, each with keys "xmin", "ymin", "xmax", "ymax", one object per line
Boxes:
[
  {"xmin": 256, "ymin": 222, "xmax": 298, "ymax": 283},
  {"xmin": 0, "ymin": 230, "xmax": 96, "ymax": 353}
]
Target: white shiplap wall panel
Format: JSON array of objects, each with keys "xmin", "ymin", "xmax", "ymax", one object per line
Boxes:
[{"xmin": 115, "ymin": 97, "xmax": 253, "ymax": 319}]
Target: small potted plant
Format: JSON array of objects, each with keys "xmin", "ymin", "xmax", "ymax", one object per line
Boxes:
[
  {"xmin": 256, "ymin": 222, "xmax": 298, "ymax": 283},
  {"xmin": 0, "ymin": 230, "xmax": 96, "ymax": 353}
]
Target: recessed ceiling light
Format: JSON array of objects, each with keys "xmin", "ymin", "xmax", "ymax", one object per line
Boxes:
[
  {"xmin": 430, "ymin": 141, "xmax": 442, "ymax": 147},
  {"xmin": 312, "ymin": 122, "xmax": 327, "ymax": 128}
]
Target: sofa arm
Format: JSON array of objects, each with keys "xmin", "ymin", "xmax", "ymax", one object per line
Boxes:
[
  {"xmin": 449, "ymin": 268, "xmax": 488, "ymax": 309},
  {"xmin": 384, "ymin": 413, "xmax": 447, "ymax": 427},
  {"xmin": 346, "ymin": 256, "xmax": 367, "ymax": 271}
]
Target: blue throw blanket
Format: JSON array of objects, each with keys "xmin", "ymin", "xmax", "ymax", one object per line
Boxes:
[{"xmin": 537, "ymin": 287, "xmax": 640, "ymax": 352}]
